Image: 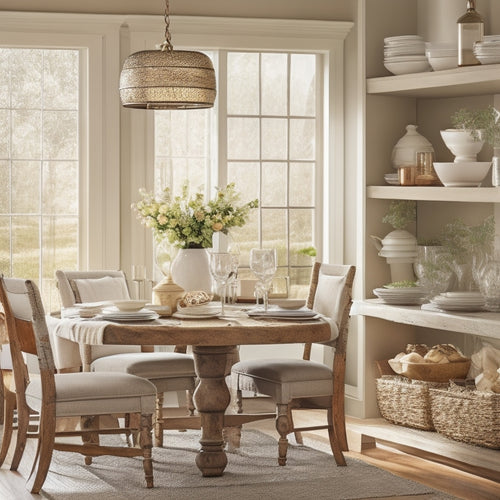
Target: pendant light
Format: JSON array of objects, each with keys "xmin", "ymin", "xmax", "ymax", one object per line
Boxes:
[{"xmin": 119, "ymin": 0, "xmax": 216, "ymax": 109}]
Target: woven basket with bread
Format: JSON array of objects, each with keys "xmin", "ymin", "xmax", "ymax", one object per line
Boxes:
[{"xmin": 388, "ymin": 344, "xmax": 471, "ymax": 383}]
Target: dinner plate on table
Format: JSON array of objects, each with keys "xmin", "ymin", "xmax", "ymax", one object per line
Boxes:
[
  {"xmin": 247, "ymin": 308, "xmax": 320, "ymax": 321},
  {"xmin": 100, "ymin": 308, "xmax": 160, "ymax": 322}
]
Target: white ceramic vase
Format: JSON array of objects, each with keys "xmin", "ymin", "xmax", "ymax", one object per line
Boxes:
[{"xmin": 170, "ymin": 248, "xmax": 212, "ymax": 293}]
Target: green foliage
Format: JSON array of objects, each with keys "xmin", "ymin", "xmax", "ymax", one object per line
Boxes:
[
  {"xmin": 297, "ymin": 246, "xmax": 317, "ymax": 257},
  {"xmin": 451, "ymin": 106, "xmax": 500, "ymax": 146},
  {"xmin": 416, "ymin": 238, "xmax": 442, "ymax": 246},
  {"xmin": 132, "ymin": 182, "xmax": 259, "ymax": 249},
  {"xmin": 382, "ymin": 200, "xmax": 416, "ymax": 230},
  {"xmin": 441, "ymin": 215, "xmax": 495, "ymax": 263}
]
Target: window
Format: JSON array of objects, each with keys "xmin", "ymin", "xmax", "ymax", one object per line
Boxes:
[
  {"xmin": 0, "ymin": 48, "xmax": 80, "ymax": 309},
  {"xmin": 154, "ymin": 50, "xmax": 321, "ymax": 297}
]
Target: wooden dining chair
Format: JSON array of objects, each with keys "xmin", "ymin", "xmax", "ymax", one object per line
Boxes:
[
  {"xmin": 55, "ymin": 269, "xmax": 197, "ymax": 447},
  {"xmin": 231, "ymin": 262, "xmax": 356, "ymax": 467},
  {"xmin": 0, "ymin": 276, "xmax": 156, "ymax": 494}
]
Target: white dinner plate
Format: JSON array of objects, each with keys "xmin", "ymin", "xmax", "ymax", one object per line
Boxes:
[
  {"xmin": 172, "ymin": 311, "xmax": 220, "ymax": 319},
  {"xmin": 100, "ymin": 310, "xmax": 159, "ymax": 322}
]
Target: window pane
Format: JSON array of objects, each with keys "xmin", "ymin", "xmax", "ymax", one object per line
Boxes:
[
  {"xmin": 12, "ymin": 110, "xmax": 41, "ymax": 159},
  {"xmin": 43, "ymin": 110, "xmax": 78, "ymax": 160},
  {"xmin": 42, "ymin": 216, "xmax": 78, "ymax": 278},
  {"xmin": 227, "ymin": 117, "xmax": 259, "ymax": 160},
  {"xmin": 227, "ymin": 162, "xmax": 260, "ymax": 205},
  {"xmin": 0, "ymin": 161, "xmax": 8, "ymax": 213},
  {"xmin": 261, "ymin": 53, "xmax": 287, "ymax": 116},
  {"xmin": 289, "ymin": 208, "xmax": 314, "ymax": 266},
  {"xmin": 262, "ymin": 208, "xmax": 287, "ymax": 266},
  {"xmin": 290, "ymin": 118, "xmax": 315, "ymax": 160},
  {"xmin": 11, "ymin": 49, "xmax": 42, "ymax": 109},
  {"xmin": 0, "ymin": 49, "xmax": 9, "ymax": 108},
  {"xmin": 262, "ymin": 162, "xmax": 286, "ymax": 206},
  {"xmin": 290, "ymin": 162, "xmax": 315, "ymax": 206},
  {"xmin": 12, "ymin": 215, "xmax": 39, "ymax": 278},
  {"xmin": 12, "ymin": 161, "xmax": 40, "ymax": 214},
  {"xmin": 43, "ymin": 50, "xmax": 79, "ymax": 109},
  {"xmin": 42, "ymin": 161, "xmax": 78, "ymax": 214},
  {"xmin": 227, "ymin": 52, "xmax": 259, "ymax": 115},
  {"xmin": 290, "ymin": 54, "xmax": 316, "ymax": 116},
  {"xmin": 0, "ymin": 216, "xmax": 9, "ymax": 272},
  {"xmin": 262, "ymin": 118, "xmax": 287, "ymax": 160},
  {"xmin": 0, "ymin": 110, "xmax": 9, "ymax": 157}
]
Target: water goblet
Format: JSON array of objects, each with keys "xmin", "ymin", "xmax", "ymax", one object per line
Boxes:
[
  {"xmin": 209, "ymin": 252, "xmax": 237, "ymax": 316},
  {"xmin": 249, "ymin": 248, "xmax": 277, "ymax": 312}
]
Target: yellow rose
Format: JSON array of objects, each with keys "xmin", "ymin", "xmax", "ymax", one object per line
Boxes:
[
  {"xmin": 212, "ymin": 222, "xmax": 223, "ymax": 231},
  {"xmin": 157, "ymin": 214, "xmax": 167, "ymax": 225}
]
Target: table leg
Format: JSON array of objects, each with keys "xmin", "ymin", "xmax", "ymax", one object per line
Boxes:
[{"xmin": 192, "ymin": 345, "xmax": 233, "ymax": 477}]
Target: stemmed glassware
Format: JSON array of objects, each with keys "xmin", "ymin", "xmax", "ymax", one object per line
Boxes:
[
  {"xmin": 209, "ymin": 252, "xmax": 238, "ymax": 316},
  {"xmin": 249, "ymin": 248, "xmax": 277, "ymax": 312}
]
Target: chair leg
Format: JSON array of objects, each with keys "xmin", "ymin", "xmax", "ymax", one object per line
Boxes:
[
  {"xmin": 138, "ymin": 413, "xmax": 154, "ymax": 488},
  {"xmin": 276, "ymin": 404, "xmax": 290, "ymax": 466},
  {"xmin": 10, "ymin": 399, "xmax": 30, "ymax": 471},
  {"xmin": 287, "ymin": 407, "xmax": 303, "ymax": 445},
  {"xmin": 26, "ymin": 410, "xmax": 56, "ymax": 494},
  {"xmin": 81, "ymin": 416, "xmax": 100, "ymax": 465},
  {"xmin": 154, "ymin": 392, "xmax": 164, "ymax": 448},
  {"xmin": 327, "ymin": 408, "xmax": 346, "ymax": 466},
  {"xmin": 333, "ymin": 356, "xmax": 348, "ymax": 451},
  {"xmin": 0, "ymin": 370, "xmax": 16, "ymax": 467}
]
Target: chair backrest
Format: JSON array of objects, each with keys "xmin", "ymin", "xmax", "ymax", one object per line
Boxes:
[
  {"xmin": 55, "ymin": 270, "xmax": 130, "ymax": 308},
  {"xmin": 55, "ymin": 270, "xmax": 139, "ymax": 363},
  {"xmin": 305, "ymin": 262, "xmax": 356, "ymax": 355},
  {"xmin": 0, "ymin": 277, "xmax": 56, "ymax": 406}
]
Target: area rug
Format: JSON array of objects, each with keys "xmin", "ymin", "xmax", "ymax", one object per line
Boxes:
[{"xmin": 33, "ymin": 430, "xmax": 455, "ymax": 500}]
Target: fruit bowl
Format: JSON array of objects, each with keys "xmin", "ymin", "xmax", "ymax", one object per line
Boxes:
[{"xmin": 433, "ymin": 162, "xmax": 491, "ymax": 187}]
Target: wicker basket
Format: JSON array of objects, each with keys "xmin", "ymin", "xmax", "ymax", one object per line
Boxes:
[
  {"xmin": 376, "ymin": 375, "xmax": 446, "ymax": 431},
  {"xmin": 430, "ymin": 386, "xmax": 500, "ymax": 449}
]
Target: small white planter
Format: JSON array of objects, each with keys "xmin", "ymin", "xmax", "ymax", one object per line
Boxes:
[{"xmin": 440, "ymin": 129, "xmax": 485, "ymax": 162}]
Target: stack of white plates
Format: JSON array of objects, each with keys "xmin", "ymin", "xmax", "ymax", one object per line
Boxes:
[
  {"xmin": 384, "ymin": 35, "xmax": 431, "ymax": 75},
  {"xmin": 384, "ymin": 173, "xmax": 399, "ymax": 185},
  {"xmin": 430, "ymin": 292, "xmax": 485, "ymax": 312},
  {"xmin": 474, "ymin": 36, "xmax": 500, "ymax": 64},
  {"xmin": 373, "ymin": 286, "xmax": 428, "ymax": 305},
  {"xmin": 173, "ymin": 303, "xmax": 222, "ymax": 319},
  {"xmin": 248, "ymin": 307, "xmax": 319, "ymax": 321},
  {"xmin": 100, "ymin": 308, "xmax": 160, "ymax": 322}
]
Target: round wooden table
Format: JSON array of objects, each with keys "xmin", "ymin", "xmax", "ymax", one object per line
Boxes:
[{"xmin": 55, "ymin": 315, "xmax": 331, "ymax": 477}]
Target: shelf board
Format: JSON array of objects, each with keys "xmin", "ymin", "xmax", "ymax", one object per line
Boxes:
[
  {"xmin": 367, "ymin": 64, "xmax": 500, "ymax": 98},
  {"xmin": 367, "ymin": 185, "xmax": 500, "ymax": 202},
  {"xmin": 352, "ymin": 299, "xmax": 500, "ymax": 340}
]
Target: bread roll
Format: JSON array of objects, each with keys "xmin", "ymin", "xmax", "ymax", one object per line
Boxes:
[
  {"xmin": 399, "ymin": 352, "xmax": 425, "ymax": 364},
  {"xmin": 178, "ymin": 291, "xmax": 211, "ymax": 308},
  {"xmin": 406, "ymin": 344, "xmax": 429, "ymax": 357},
  {"xmin": 424, "ymin": 344, "xmax": 466, "ymax": 364}
]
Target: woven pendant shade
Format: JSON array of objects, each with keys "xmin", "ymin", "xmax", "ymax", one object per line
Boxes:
[{"xmin": 120, "ymin": 49, "xmax": 216, "ymax": 109}]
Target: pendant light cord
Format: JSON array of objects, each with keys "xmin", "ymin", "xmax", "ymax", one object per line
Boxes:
[{"xmin": 161, "ymin": 0, "xmax": 173, "ymax": 52}]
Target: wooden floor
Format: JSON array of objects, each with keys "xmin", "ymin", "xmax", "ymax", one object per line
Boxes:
[{"xmin": 0, "ymin": 401, "xmax": 498, "ymax": 499}]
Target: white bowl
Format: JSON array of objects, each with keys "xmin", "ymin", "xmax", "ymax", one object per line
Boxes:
[
  {"xmin": 433, "ymin": 162, "xmax": 491, "ymax": 187},
  {"xmin": 384, "ymin": 60, "xmax": 431, "ymax": 75},
  {"xmin": 269, "ymin": 298, "xmax": 306, "ymax": 310},
  {"xmin": 112, "ymin": 300, "xmax": 148, "ymax": 312},
  {"xmin": 427, "ymin": 55, "xmax": 457, "ymax": 71},
  {"xmin": 440, "ymin": 129, "xmax": 485, "ymax": 162}
]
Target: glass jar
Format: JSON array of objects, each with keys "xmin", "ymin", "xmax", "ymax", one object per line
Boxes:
[{"xmin": 457, "ymin": 0, "xmax": 483, "ymax": 67}]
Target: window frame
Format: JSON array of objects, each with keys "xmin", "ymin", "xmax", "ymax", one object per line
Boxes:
[
  {"xmin": 123, "ymin": 15, "xmax": 353, "ymax": 279},
  {"xmin": 0, "ymin": 12, "xmax": 122, "ymax": 277}
]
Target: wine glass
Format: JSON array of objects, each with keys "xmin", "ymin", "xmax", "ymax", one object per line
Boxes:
[
  {"xmin": 209, "ymin": 252, "xmax": 237, "ymax": 316},
  {"xmin": 249, "ymin": 248, "xmax": 277, "ymax": 312}
]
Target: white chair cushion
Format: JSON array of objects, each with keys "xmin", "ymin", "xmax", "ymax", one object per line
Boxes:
[
  {"xmin": 25, "ymin": 372, "xmax": 156, "ymax": 417},
  {"xmin": 73, "ymin": 276, "xmax": 130, "ymax": 303},
  {"xmin": 91, "ymin": 352, "xmax": 196, "ymax": 393},
  {"xmin": 232, "ymin": 359, "xmax": 333, "ymax": 404},
  {"xmin": 313, "ymin": 273, "xmax": 346, "ymax": 326}
]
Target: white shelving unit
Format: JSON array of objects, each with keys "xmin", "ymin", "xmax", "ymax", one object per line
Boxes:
[{"xmin": 358, "ymin": 2, "xmax": 500, "ymax": 472}]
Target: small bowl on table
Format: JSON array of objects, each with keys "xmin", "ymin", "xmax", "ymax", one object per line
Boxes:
[
  {"xmin": 112, "ymin": 300, "xmax": 148, "ymax": 312},
  {"xmin": 433, "ymin": 162, "xmax": 491, "ymax": 187}
]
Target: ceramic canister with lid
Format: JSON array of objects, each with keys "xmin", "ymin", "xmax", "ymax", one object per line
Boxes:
[{"xmin": 392, "ymin": 124, "xmax": 434, "ymax": 170}]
